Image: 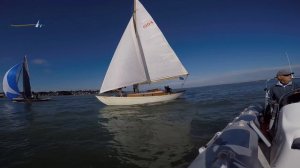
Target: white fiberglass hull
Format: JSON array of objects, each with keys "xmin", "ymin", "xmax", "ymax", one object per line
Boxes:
[{"xmin": 96, "ymin": 91, "xmax": 184, "ymax": 106}]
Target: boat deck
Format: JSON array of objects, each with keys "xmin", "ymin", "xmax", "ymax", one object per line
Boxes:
[{"xmin": 127, "ymin": 90, "xmax": 168, "ymax": 97}]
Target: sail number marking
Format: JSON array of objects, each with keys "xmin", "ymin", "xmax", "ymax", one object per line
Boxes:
[{"xmin": 143, "ymin": 20, "xmax": 154, "ymax": 29}]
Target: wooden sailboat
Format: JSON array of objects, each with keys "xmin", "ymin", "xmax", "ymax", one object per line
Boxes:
[
  {"xmin": 2, "ymin": 55, "xmax": 50, "ymax": 102},
  {"xmin": 96, "ymin": 0, "xmax": 189, "ymax": 106}
]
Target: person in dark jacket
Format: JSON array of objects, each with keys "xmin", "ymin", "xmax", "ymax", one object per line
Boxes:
[
  {"xmin": 269, "ymin": 69, "xmax": 299, "ymax": 103},
  {"xmin": 133, "ymin": 84, "xmax": 139, "ymax": 93}
]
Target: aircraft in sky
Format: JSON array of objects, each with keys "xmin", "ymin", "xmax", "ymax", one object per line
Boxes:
[{"xmin": 10, "ymin": 20, "xmax": 43, "ymax": 28}]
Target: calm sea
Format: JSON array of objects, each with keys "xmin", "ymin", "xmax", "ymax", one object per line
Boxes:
[{"xmin": 0, "ymin": 81, "xmax": 265, "ymax": 168}]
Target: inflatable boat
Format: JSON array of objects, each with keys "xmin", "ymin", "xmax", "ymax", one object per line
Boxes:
[{"xmin": 189, "ymin": 82, "xmax": 300, "ymax": 168}]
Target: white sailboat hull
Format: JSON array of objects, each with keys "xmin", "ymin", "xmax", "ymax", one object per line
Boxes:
[{"xmin": 96, "ymin": 91, "xmax": 184, "ymax": 106}]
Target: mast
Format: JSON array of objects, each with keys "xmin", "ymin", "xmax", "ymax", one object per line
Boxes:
[
  {"xmin": 285, "ymin": 52, "xmax": 294, "ymax": 78},
  {"xmin": 22, "ymin": 55, "xmax": 32, "ymax": 99},
  {"xmin": 133, "ymin": 0, "xmax": 151, "ymax": 83}
]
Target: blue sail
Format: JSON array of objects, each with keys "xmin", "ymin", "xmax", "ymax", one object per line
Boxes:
[{"xmin": 2, "ymin": 63, "xmax": 21, "ymax": 99}]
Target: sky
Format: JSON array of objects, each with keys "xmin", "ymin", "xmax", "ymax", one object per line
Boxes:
[{"xmin": 1, "ymin": 0, "xmax": 300, "ymax": 91}]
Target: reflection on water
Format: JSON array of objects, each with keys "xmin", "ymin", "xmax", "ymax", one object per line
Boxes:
[
  {"xmin": 1, "ymin": 102, "xmax": 33, "ymax": 131},
  {"xmin": 0, "ymin": 101, "xmax": 35, "ymax": 166},
  {"xmin": 99, "ymin": 102, "xmax": 195, "ymax": 168},
  {"xmin": 0, "ymin": 81, "xmax": 266, "ymax": 168}
]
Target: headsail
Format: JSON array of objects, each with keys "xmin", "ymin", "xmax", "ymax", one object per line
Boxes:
[
  {"xmin": 135, "ymin": 0, "xmax": 188, "ymax": 82},
  {"xmin": 100, "ymin": 18, "xmax": 148, "ymax": 93},
  {"xmin": 2, "ymin": 64, "xmax": 21, "ymax": 99},
  {"xmin": 22, "ymin": 56, "xmax": 32, "ymax": 99}
]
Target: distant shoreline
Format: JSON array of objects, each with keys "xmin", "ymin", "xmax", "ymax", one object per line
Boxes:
[{"xmin": 0, "ymin": 90, "xmax": 99, "ymax": 98}]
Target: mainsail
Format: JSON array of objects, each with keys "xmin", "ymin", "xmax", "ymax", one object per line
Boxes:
[
  {"xmin": 2, "ymin": 64, "xmax": 21, "ymax": 99},
  {"xmin": 100, "ymin": 0, "xmax": 188, "ymax": 93},
  {"xmin": 135, "ymin": 0, "xmax": 188, "ymax": 82},
  {"xmin": 22, "ymin": 56, "xmax": 32, "ymax": 99}
]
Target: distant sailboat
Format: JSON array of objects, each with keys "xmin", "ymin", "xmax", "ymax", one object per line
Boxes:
[
  {"xmin": 96, "ymin": 0, "xmax": 189, "ymax": 106},
  {"xmin": 10, "ymin": 20, "xmax": 43, "ymax": 28},
  {"xmin": 2, "ymin": 56, "xmax": 50, "ymax": 102}
]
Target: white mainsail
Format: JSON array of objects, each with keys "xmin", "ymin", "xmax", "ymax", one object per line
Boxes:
[
  {"xmin": 100, "ymin": 0, "xmax": 188, "ymax": 94},
  {"xmin": 135, "ymin": 0, "xmax": 188, "ymax": 82}
]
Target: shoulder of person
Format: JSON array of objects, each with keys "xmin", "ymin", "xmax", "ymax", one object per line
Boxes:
[{"xmin": 269, "ymin": 84, "xmax": 277, "ymax": 90}]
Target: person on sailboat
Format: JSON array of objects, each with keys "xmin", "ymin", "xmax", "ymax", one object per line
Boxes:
[
  {"xmin": 164, "ymin": 86, "xmax": 172, "ymax": 93},
  {"xmin": 133, "ymin": 84, "xmax": 139, "ymax": 93},
  {"xmin": 115, "ymin": 88, "xmax": 124, "ymax": 97},
  {"xmin": 269, "ymin": 69, "xmax": 299, "ymax": 103},
  {"xmin": 34, "ymin": 92, "xmax": 39, "ymax": 99}
]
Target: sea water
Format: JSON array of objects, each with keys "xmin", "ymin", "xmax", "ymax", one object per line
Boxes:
[{"xmin": 0, "ymin": 81, "xmax": 265, "ymax": 168}]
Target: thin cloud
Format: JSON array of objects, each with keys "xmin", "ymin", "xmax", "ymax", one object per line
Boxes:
[
  {"xmin": 186, "ymin": 64, "xmax": 300, "ymax": 87},
  {"xmin": 31, "ymin": 59, "xmax": 48, "ymax": 65}
]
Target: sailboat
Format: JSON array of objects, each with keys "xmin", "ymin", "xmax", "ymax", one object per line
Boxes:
[
  {"xmin": 96, "ymin": 0, "xmax": 189, "ymax": 106},
  {"xmin": 10, "ymin": 20, "xmax": 43, "ymax": 28},
  {"xmin": 2, "ymin": 56, "xmax": 50, "ymax": 102}
]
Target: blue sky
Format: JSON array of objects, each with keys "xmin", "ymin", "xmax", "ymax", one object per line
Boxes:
[{"xmin": 1, "ymin": 0, "xmax": 300, "ymax": 91}]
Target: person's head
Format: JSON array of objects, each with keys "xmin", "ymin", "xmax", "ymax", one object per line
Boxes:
[{"xmin": 276, "ymin": 69, "xmax": 294, "ymax": 85}]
